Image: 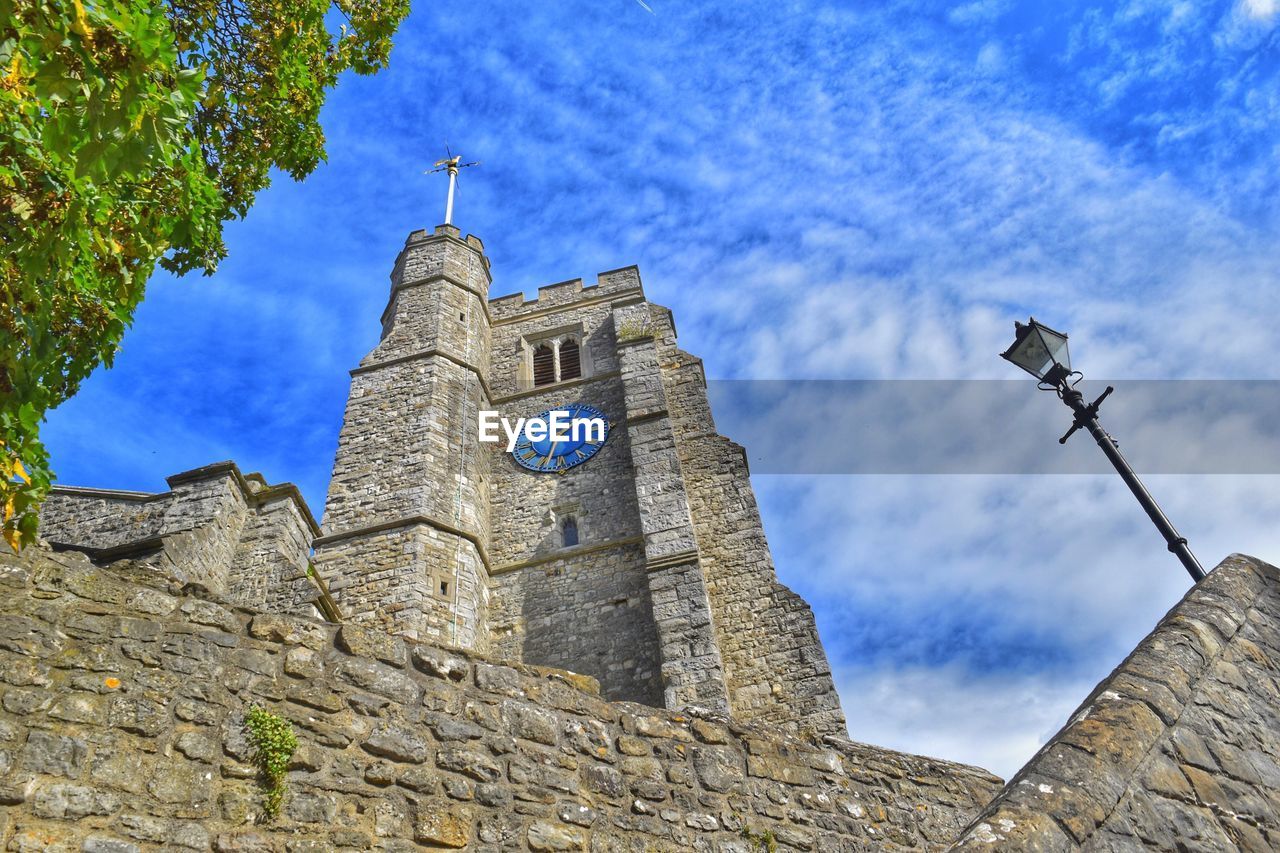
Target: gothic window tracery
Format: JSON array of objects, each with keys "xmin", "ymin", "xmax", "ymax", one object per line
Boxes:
[{"xmin": 527, "ymin": 335, "xmax": 586, "ymax": 387}]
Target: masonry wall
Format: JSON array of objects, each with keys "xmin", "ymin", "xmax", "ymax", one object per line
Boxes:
[
  {"xmin": 485, "ymin": 378, "xmax": 639, "ymax": 567},
  {"xmin": 485, "ymin": 273, "xmax": 665, "ymax": 709},
  {"xmin": 0, "ymin": 543, "xmax": 1002, "ymax": 852},
  {"xmin": 613, "ymin": 303, "xmax": 732, "ymax": 715},
  {"xmin": 313, "ymin": 523, "xmax": 490, "ymax": 651},
  {"xmin": 489, "ymin": 540, "xmax": 664, "ymax": 708},
  {"xmin": 951, "ymin": 553, "xmax": 1280, "ymax": 851},
  {"xmin": 646, "ymin": 306, "xmax": 847, "ymax": 738},
  {"xmin": 38, "ymin": 463, "xmax": 321, "ymax": 619},
  {"xmin": 225, "ymin": 492, "xmax": 316, "ymax": 615},
  {"xmin": 40, "ymin": 471, "xmax": 249, "ymax": 594},
  {"xmin": 316, "ymin": 226, "xmax": 493, "ymax": 650}
]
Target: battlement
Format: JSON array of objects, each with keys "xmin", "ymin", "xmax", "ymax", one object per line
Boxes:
[
  {"xmin": 488, "ymin": 265, "xmax": 644, "ymax": 322},
  {"xmin": 389, "ymin": 225, "xmax": 492, "ymax": 294},
  {"xmin": 402, "ymin": 223, "xmax": 487, "ymax": 253}
]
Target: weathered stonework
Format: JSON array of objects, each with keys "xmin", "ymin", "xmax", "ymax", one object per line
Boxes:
[
  {"xmin": 32, "ymin": 222, "xmax": 1280, "ymax": 850},
  {"xmin": 307, "ymin": 224, "xmax": 847, "ymax": 737},
  {"xmin": 0, "ymin": 543, "xmax": 1000, "ymax": 851},
  {"xmin": 38, "ymin": 225, "xmax": 847, "ymax": 737},
  {"xmin": 38, "ymin": 461, "xmax": 329, "ymax": 620},
  {"xmin": 951, "ymin": 553, "xmax": 1280, "ymax": 851},
  {"xmin": 314, "ymin": 226, "xmax": 493, "ymax": 652}
]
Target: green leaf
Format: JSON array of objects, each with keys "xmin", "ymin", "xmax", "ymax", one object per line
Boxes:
[{"xmin": 0, "ymin": 0, "xmax": 406, "ymax": 533}]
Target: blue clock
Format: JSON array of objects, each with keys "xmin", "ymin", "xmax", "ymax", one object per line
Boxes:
[{"xmin": 511, "ymin": 403, "xmax": 611, "ymax": 473}]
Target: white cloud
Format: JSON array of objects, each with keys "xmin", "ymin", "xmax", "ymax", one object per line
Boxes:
[
  {"xmin": 1242, "ymin": 0, "xmax": 1278, "ymax": 21},
  {"xmin": 836, "ymin": 665, "xmax": 1095, "ymax": 779}
]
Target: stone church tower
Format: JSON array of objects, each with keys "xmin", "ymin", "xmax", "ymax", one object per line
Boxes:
[{"xmin": 313, "ymin": 224, "xmax": 846, "ymax": 737}]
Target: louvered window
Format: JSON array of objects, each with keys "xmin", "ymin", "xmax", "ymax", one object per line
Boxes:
[
  {"xmin": 559, "ymin": 339, "xmax": 581, "ymax": 381},
  {"xmin": 533, "ymin": 344, "xmax": 555, "ymax": 387}
]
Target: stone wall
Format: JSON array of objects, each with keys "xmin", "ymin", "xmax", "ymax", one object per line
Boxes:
[
  {"xmin": 650, "ymin": 307, "xmax": 846, "ymax": 739},
  {"xmin": 488, "ymin": 268, "xmax": 643, "ymax": 324},
  {"xmin": 489, "ymin": 298, "xmax": 621, "ymax": 399},
  {"xmin": 486, "ymin": 378, "xmax": 639, "ymax": 568},
  {"xmin": 0, "ymin": 543, "xmax": 1001, "ymax": 852},
  {"xmin": 316, "ymin": 225, "xmax": 493, "ymax": 649},
  {"xmin": 951, "ymin": 553, "xmax": 1280, "ymax": 851},
  {"xmin": 614, "ymin": 304, "xmax": 732, "ymax": 716},
  {"xmin": 227, "ymin": 489, "xmax": 322, "ymax": 618},
  {"xmin": 489, "ymin": 540, "xmax": 664, "ymax": 708},
  {"xmin": 38, "ymin": 462, "xmax": 324, "ymax": 619}
]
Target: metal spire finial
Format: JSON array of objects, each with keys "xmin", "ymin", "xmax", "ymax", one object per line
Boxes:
[{"xmin": 426, "ymin": 144, "xmax": 480, "ymax": 226}]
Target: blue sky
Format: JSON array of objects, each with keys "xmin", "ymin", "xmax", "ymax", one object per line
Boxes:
[{"xmin": 44, "ymin": 0, "xmax": 1280, "ymax": 777}]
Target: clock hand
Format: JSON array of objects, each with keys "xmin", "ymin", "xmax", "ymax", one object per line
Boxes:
[{"xmin": 540, "ymin": 437, "xmax": 559, "ymax": 468}]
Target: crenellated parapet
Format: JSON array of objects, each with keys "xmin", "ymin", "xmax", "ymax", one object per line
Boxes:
[{"xmin": 488, "ymin": 265, "xmax": 643, "ymax": 323}]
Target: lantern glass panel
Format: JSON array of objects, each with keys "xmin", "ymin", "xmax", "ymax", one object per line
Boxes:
[
  {"xmin": 1003, "ymin": 320, "xmax": 1071, "ymax": 380},
  {"xmin": 1039, "ymin": 326, "xmax": 1070, "ymax": 373}
]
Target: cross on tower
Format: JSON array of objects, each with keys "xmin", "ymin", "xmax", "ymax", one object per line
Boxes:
[{"xmin": 426, "ymin": 147, "xmax": 480, "ymax": 226}]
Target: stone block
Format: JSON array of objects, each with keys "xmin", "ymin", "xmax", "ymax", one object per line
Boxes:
[
  {"xmin": 336, "ymin": 624, "xmax": 407, "ymax": 667},
  {"xmin": 247, "ymin": 615, "xmax": 328, "ymax": 650},
  {"xmin": 527, "ymin": 820, "xmax": 587, "ymax": 851},
  {"xmin": 362, "ymin": 724, "xmax": 430, "ymax": 764},
  {"xmin": 437, "ymin": 747, "xmax": 502, "ymax": 782},
  {"xmin": 413, "ymin": 801, "xmax": 473, "ymax": 847},
  {"xmin": 412, "ymin": 645, "xmax": 470, "ymax": 681},
  {"xmin": 32, "ymin": 782, "xmax": 120, "ymax": 819}
]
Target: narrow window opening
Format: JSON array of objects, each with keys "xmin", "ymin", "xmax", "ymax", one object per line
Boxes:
[
  {"xmin": 559, "ymin": 338, "xmax": 582, "ymax": 381},
  {"xmin": 459, "ymin": 312, "xmax": 465, "ymax": 322},
  {"xmin": 561, "ymin": 517, "xmax": 579, "ymax": 548},
  {"xmin": 440, "ymin": 580, "xmax": 449, "ymax": 596},
  {"xmin": 533, "ymin": 344, "xmax": 555, "ymax": 386}
]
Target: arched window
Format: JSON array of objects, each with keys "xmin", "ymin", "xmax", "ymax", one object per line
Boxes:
[
  {"xmin": 561, "ymin": 517, "xmax": 579, "ymax": 548},
  {"xmin": 559, "ymin": 338, "xmax": 581, "ymax": 381},
  {"xmin": 533, "ymin": 344, "xmax": 555, "ymax": 387}
]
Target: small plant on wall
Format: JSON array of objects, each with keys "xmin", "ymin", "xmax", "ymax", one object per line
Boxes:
[
  {"xmin": 741, "ymin": 825, "xmax": 778, "ymax": 852},
  {"xmin": 616, "ymin": 316, "xmax": 654, "ymax": 341},
  {"xmin": 243, "ymin": 705, "xmax": 298, "ymax": 821}
]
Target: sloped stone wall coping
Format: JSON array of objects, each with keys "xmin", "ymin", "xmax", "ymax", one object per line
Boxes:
[
  {"xmin": 950, "ymin": 553, "xmax": 1280, "ymax": 850},
  {"xmin": 46, "ymin": 486, "xmax": 161, "ymax": 503}
]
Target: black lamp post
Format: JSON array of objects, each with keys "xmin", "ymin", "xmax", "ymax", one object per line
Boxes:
[{"xmin": 1001, "ymin": 318, "xmax": 1206, "ymax": 583}]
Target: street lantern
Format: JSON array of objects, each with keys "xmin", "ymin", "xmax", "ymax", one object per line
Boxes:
[
  {"xmin": 1001, "ymin": 318, "xmax": 1206, "ymax": 583},
  {"xmin": 1001, "ymin": 319, "xmax": 1071, "ymax": 385}
]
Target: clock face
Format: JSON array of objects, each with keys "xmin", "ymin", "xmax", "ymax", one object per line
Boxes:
[{"xmin": 511, "ymin": 403, "xmax": 611, "ymax": 473}]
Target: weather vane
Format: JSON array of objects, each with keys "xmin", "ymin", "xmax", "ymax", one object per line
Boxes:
[{"xmin": 426, "ymin": 144, "xmax": 480, "ymax": 226}]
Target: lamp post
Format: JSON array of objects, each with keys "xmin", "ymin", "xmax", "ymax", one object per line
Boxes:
[{"xmin": 1001, "ymin": 318, "xmax": 1206, "ymax": 583}]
